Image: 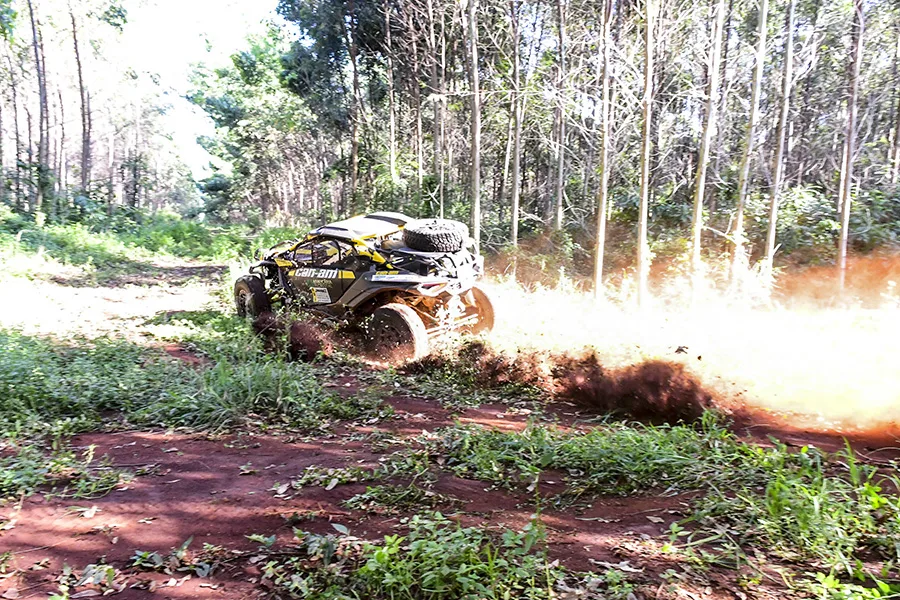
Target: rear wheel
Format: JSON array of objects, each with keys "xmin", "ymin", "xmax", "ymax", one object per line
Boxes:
[
  {"xmin": 367, "ymin": 303, "xmax": 429, "ymax": 362},
  {"xmin": 234, "ymin": 275, "xmax": 271, "ymax": 318},
  {"xmin": 463, "ymin": 286, "xmax": 495, "ymax": 334}
]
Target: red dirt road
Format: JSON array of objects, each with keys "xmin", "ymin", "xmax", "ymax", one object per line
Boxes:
[{"xmin": 1, "ymin": 393, "xmax": 691, "ymax": 600}]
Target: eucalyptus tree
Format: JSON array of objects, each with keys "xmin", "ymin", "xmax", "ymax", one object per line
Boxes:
[
  {"xmin": 837, "ymin": 0, "xmax": 864, "ymax": 291},
  {"xmin": 731, "ymin": 0, "xmax": 768, "ymax": 280},
  {"xmin": 637, "ymin": 0, "xmax": 655, "ymax": 306},
  {"xmin": 764, "ymin": 0, "xmax": 794, "ymax": 278}
]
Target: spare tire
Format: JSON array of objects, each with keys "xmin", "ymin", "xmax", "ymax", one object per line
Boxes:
[{"xmin": 403, "ymin": 219, "xmax": 466, "ymax": 253}]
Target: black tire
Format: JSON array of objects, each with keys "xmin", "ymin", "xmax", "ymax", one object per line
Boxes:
[
  {"xmin": 234, "ymin": 275, "xmax": 271, "ymax": 318},
  {"xmin": 463, "ymin": 285, "xmax": 495, "ymax": 334},
  {"xmin": 403, "ymin": 219, "xmax": 466, "ymax": 253},
  {"xmin": 367, "ymin": 303, "xmax": 429, "ymax": 362}
]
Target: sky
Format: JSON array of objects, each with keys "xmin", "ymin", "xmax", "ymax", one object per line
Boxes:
[{"xmin": 119, "ymin": 0, "xmax": 282, "ymax": 178}]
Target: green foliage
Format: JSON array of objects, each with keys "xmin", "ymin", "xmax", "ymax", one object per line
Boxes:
[
  {"xmin": 0, "ymin": 204, "xmax": 308, "ymax": 273},
  {"xmin": 344, "ymin": 484, "xmax": 458, "ymax": 514},
  {"xmin": 259, "ymin": 513, "xmax": 561, "ymax": 599},
  {"xmin": 0, "ymin": 320, "xmax": 383, "ymax": 435},
  {"xmin": 131, "ymin": 537, "xmax": 215, "ymax": 577},
  {"xmin": 806, "ymin": 572, "xmax": 900, "ymax": 599},
  {"xmin": 282, "ymin": 465, "xmax": 382, "ymax": 492},
  {"xmin": 0, "ymin": 442, "xmax": 129, "ymax": 499},
  {"xmin": 424, "ymin": 416, "xmax": 809, "ymax": 499},
  {"xmin": 746, "ymin": 186, "xmax": 840, "ymax": 259},
  {"xmin": 688, "ymin": 443, "xmax": 900, "ymax": 574},
  {"xmin": 0, "ymin": 0, "xmax": 14, "ymax": 39}
]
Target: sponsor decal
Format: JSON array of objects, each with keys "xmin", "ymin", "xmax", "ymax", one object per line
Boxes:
[
  {"xmin": 371, "ymin": 273, "xmax": 417, "ymax": 282},
  {"xmin": 311, "ymin": 287, "xmax": 332, "ymax": 303},
  {"xmin": 295, "ymin": 268, "xmax": 339, "ymax": 279}
]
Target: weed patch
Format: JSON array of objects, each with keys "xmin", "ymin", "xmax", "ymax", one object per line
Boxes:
[
  {"xmin": 400, "ymin": 339, "xmax": 547, "ymax": 408},
  {"xmin": 0, "ymin": 442, "xmax": 130, "ymax": 499},
  {"xmin": 685, "ymin": 443, "xmax": 900, "ymax": 575},
  {"xmin": 0, "ymin": 324, "xmax": 387, "ymax": 435},
  {"xmin": 258, "ymin": 513, "xmax": 564, "ymax": 599},
  {"xmin": 423, "ymin": 417, "xmax": 797, "ymax": 498},
  {"xmin": 344, "ymin": 484, "xmax": 460, "ymax": 514}
]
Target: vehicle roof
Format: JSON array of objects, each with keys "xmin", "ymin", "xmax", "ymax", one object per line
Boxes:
[{"xmin": 308, "ymin": 212, "xmax": 413, "ymax": 241}]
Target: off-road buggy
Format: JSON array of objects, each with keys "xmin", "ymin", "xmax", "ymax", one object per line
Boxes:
[{"xmin": 234, "ymin": 212, "xmax": 494, "ymax": 360}]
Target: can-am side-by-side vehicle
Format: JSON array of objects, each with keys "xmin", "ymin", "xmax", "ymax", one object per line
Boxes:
[{"xmin": 234, "ymin": 212, "xmax": 494, "ymax": 360}]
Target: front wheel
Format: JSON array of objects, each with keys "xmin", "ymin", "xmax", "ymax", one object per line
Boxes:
[
  {"xmin": 234, "ymin": 275, "xmax": 271, "ymax": 318},
  {"xmin": 367, "ymin": 303, "xmax": 429, "ymax": 362},
  {"xmin": 463, "ymin": 286, "xmax": 495, "ymax": 334}
]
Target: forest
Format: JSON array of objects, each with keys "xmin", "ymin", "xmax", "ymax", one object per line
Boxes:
[
  {"xmin": 1, "ymin": 0, "xmax": 900, "ymax": 598},
  {"xmin": 1, "ymin": 0, "xmax": 898, "ymax": 294}
]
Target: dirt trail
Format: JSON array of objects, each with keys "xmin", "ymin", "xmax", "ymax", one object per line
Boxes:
[
  {"xmin": 0, "ymin": 395, "xmax": 685, "ymax": 599},
  {"xmin": 0, "ymin": 258, "xmax": 225, "ymax": 340}
]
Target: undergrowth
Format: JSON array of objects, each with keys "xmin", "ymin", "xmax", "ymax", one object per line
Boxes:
[
  {"xmin": 0, "ymin": 205, "xmax": 303, "ymax": 268},
  {"xmin": 256, "ymin": 513, "xmax": 563, "ymax": 599},
  {"xmin": 0, "ymin": 442, "xmax": 130, "ymax": 499},
  {"xmin": 0, "ymin": 318, "xmax": 386, "ymax": 435},
  {"xmin": 684, "ymin": 442, "xmax": 900, "ymax": 576},
  {"xmin": 421, "ymin": 415, "xmax": 775, "ymax": 497}
]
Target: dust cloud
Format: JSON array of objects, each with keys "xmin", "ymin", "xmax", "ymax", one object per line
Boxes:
[{"xmin": 483, "ymin": 253, "xmax": 900, "ymax": 436}]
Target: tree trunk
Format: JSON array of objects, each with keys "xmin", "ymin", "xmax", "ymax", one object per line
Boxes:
[
  {"xmin": 510, "ymin": 0, "xmax": 522, "ymax": 247},
  {"xmin": 26, "ymin": 0, "xmax": 49, "ymax": 216},
  {"xmin": 498, "ymin": 111, "xmax": 513, "ymax": 210},
  {"xmin": 553, "ymin": 0, "xmax": 567, "ymax": 231},
  {"xmin": 891, "ymin": 26, "xmax": 900, "ymax": 185},
  {"xmin": 57, "ymin": 88, "xmax": 67, "ymax": 219},
  {"xmin": 593, "ymin": 0, "xmax": 615, "ymax": 299},
  {"xmin": 345, "ymin": 0, "xmax": 361, "ymax": 208},
  {"xmin": 107, "ymin": 121, "xmax": 115, "ymax": 215},
  {"xmin": 690, "ymin": 0, "xmax": 726, "ymax": 286},
  {"xmin": 426, "ymin": 0, "xmax": 441, "ymax": 193},
  {"xmin": 71, "ymin": 8, "xmax": 91, "ymax": 194},
  {"xmin": 731, "ymin": 0, "xmax": 768, "ymax": 279},
  {"xmin": 0, "ymin": 93, "xmax": 3, "ymax": 204},
  {"xmin": 468, "ymin": 0, "xmax": 481, "ymax": 249},
  {"xmin": 7, "ymin": 52, "xmax": 22, "ymax": 209},
  {"xmin": 710, "ymin": 0, "xmax": 734, "ymax": 215},
  {"xmin": 838, "ymin": 0, "xmax": 864, "ymax": 291},
  {"xmin": 384, "ymin": 1, "xmax": 397, "ymax": 183},
  {"xmin": 405, "ymin": 9, "xmax": 424, "ymax": 192},
  {"xmin": 637, "ymin": 0, "xmax": 656, "ymax": 307},
  {"xmin": 764, "ymin": 0, "xmax": 795, "ymax": 276},
  {"xmin": 438, "ymin": 5, "xmax": 447, "ymax": 216}
]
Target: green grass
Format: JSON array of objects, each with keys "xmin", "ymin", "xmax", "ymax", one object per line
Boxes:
[
  {"xmin": 685, "ymin": 443, "xmax": 900, "ymax": 575},
  {"xmin": 0, "ymin": 442, "xmax": 130, "ymax": 499},
  {"xmin": 422, "ymin": 415, "xmax": 787, "ymax": 498},
  {"xmin": 257, "ymin": 513, "xmax": 563, "ymax": 600},
  {"xmin": 0, "ymin": 317, "xmax": 386, "ymax": 435},
  {"xmin": 0, "ymin": 204, "xmax": 307, "ymax": 278}
]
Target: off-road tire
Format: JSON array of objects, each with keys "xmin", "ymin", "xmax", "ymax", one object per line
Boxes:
[
  {"xmin": 234, "ymin": 275, "xmax": 271, "ymax": 318},
  {"xmin": 464, "ymin": 285, "xmax": 495, "ymax": 334},
  {"xmin": 367, "ymin": 303, "xmax": 429, "ymax": 362},
  {"xmin": 403, "ymin": 219, "xmax": 466, "ymax": 253}
]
